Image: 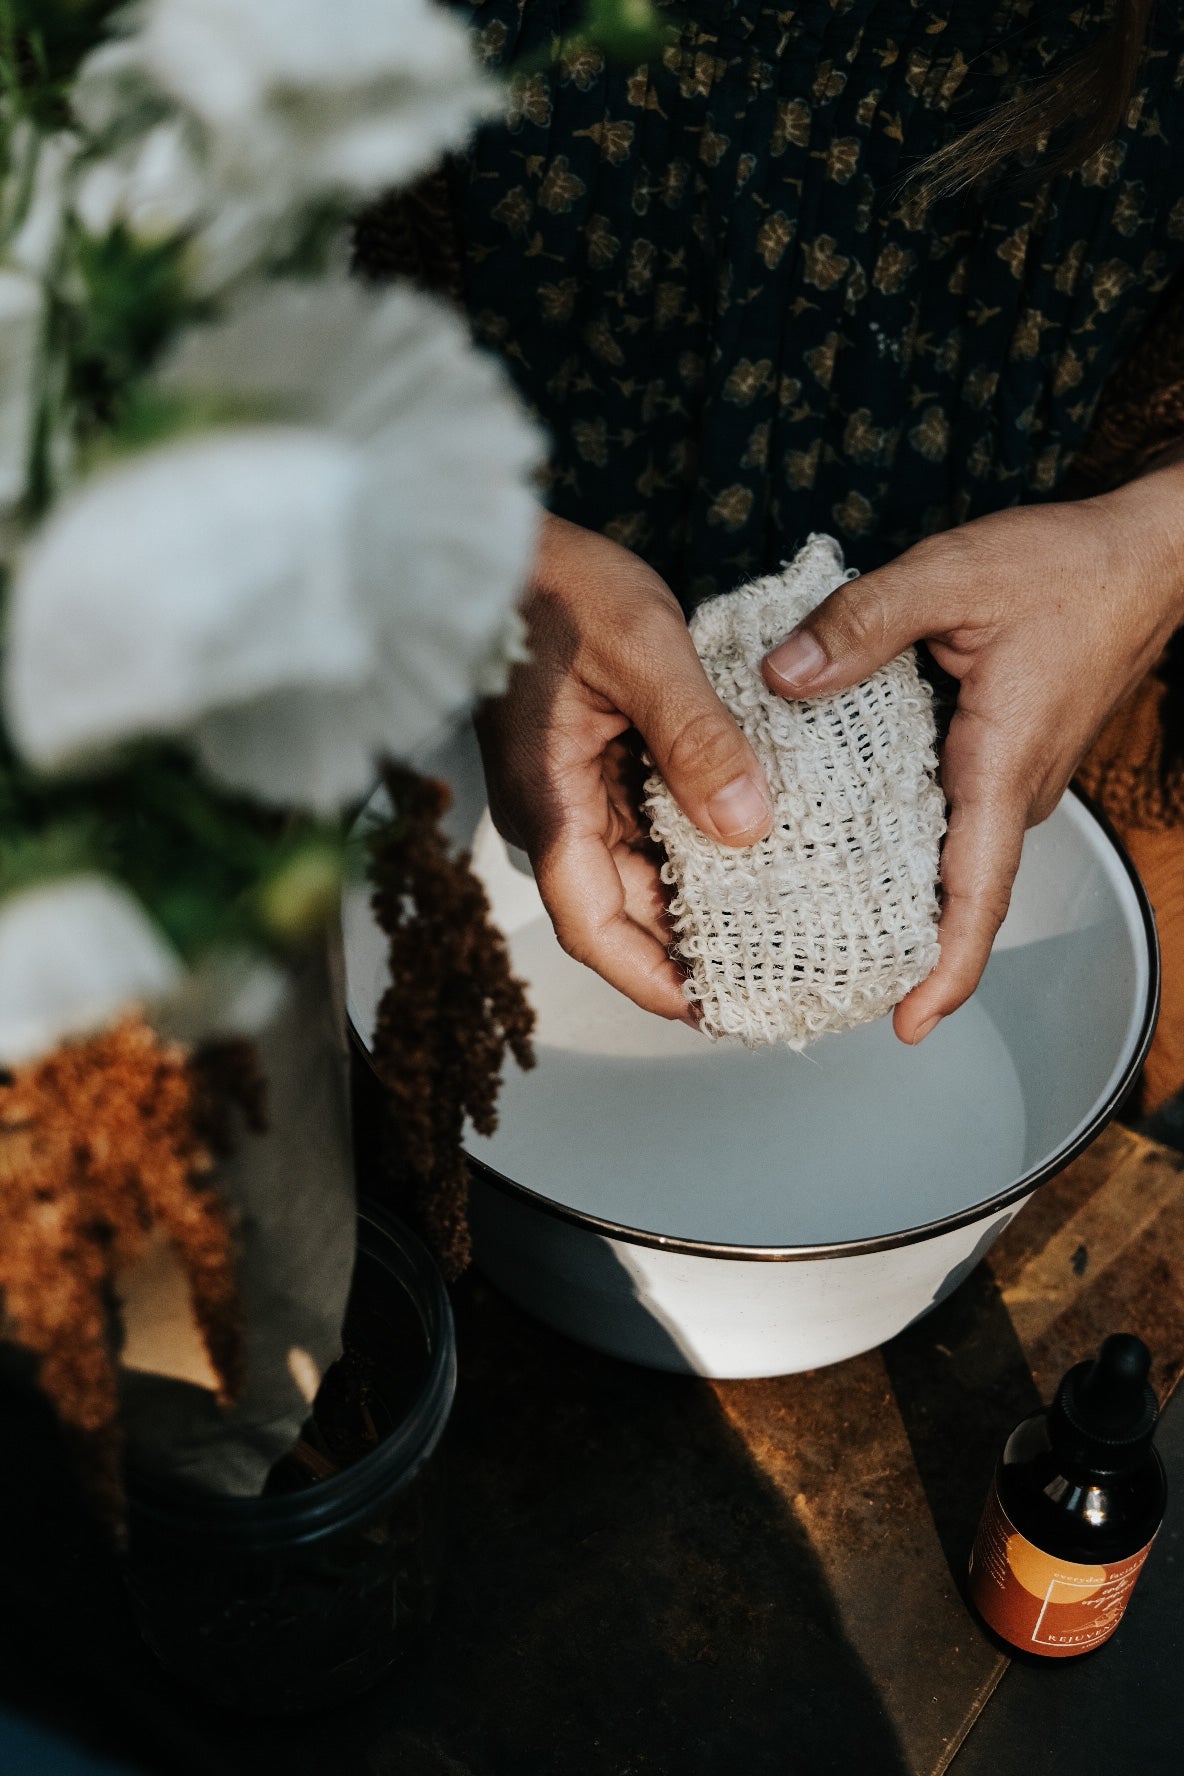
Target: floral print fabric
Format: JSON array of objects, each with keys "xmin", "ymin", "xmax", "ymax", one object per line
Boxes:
[{"xmin": 449, "ymin": 0, "xmax": 1184, "ymax": 605}]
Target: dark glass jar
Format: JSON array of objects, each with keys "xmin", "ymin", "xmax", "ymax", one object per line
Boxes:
[
  {"xmin": 969, "ymin": 1336, "xmax": 1166, "ymax": 1659},
  {"xmin": 124, "ymin": 1208, "xmax": 456, "ymax": 1715},
  {"xmin": 996, "ymin": 1411, "xmax": 1166, "ymax": 1570}
]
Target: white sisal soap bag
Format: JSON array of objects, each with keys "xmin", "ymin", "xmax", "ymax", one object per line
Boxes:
[{"xmin": 644, "ymin": 534, "xmax": 947, "ymax": 1048}]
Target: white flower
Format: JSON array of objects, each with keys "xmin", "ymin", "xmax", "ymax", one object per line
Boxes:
[
  {"xmin": 0, "ymin": 875, "xmax": 183, "ymax": 1066},
  {"xmin": 74, "ymin": 116, "xmax": 207, "ymax": 244},
  {"xmin": 135, "ymin": 0, "xmax": 498, "ymax": 188},
  {"xmin": 6, "ymin": 428, "xmax": 377, "ymax": 801},
  {"xmin": 68, "ymin": 37, "xmax": 153, "ymax": 139},
  {"xmin": 5, "ymin": 281, "xmax": 542, "ymax": 812},
  {"xmin": 70, "ymin": 43, "xmax": 234, "ymax": 266},
  {"xmin": 72, "ymin": 0, "xmax": 499, "ymax": 288}
]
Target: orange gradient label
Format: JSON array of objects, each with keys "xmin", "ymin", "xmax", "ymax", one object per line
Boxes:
[{"xmin": 968, "ymin": 1485, "xmax": 1156, "ymax": 1657}]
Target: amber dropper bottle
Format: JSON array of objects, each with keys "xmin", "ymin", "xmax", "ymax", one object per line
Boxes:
[{"xmin": 968, "ymin": 1333, "xmax": 1167, "ymax": 1659}]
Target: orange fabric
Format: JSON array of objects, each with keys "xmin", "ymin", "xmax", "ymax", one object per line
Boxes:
[
  {"xmin": 1078, "ymin": 672, "xmax": 1184, "ymax": 1112},
  {"xmin": 1117, "ymin": 820, "xmax": 1184, "ymax": 1115},
  {"xmin": 1068, "ymin": 276, "xmax": 1184, "ymax": 496},
  {"xmin": 1069, "ymin": 279, "xmax": 1184, "ymax": 1113},
  {"xmin": 1076, "ymin": 670, "xmax": 1184, "ymax": 832}
]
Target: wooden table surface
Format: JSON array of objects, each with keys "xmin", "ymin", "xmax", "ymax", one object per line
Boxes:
[{"xmin": 2, "ymin": 1121, "xmax": 1182, "ymax": 1776}]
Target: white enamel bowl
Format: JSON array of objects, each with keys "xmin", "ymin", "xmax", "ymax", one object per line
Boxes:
[{"xmin": 343, "ymin": 727, "xmax": 1158, "ymax": 1379}]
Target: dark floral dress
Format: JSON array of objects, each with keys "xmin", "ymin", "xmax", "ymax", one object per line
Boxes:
[{"xmin": 446, "ymin": 0, "xmax": 1184, "ymax": 607}]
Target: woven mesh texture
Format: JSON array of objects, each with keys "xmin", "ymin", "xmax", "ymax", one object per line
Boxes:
[{"xmin": 645, "ymin": 535, "xmax": 947, "ymax": 1047}]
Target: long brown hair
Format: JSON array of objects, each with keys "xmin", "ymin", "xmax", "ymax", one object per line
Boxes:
[{"xmin": 919, "ymin": 0, "xmax": 1156, "ymax": 197}]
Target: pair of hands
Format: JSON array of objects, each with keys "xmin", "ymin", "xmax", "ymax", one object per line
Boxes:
[{"xmin": 477, "ymin": 461, "xmax": 1184, "ymax": 1042}]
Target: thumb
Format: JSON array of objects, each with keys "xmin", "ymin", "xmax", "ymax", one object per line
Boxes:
[
  {"xmin": 630, "ymin": 621, "xmax": 774, "ymax": 847},
  {"xmin": 760, "ymin": 556, "xmax": 937, "ymax": 698}
]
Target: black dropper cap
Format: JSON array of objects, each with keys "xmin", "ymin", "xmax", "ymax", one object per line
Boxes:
[{"xmin": 1048, "ymin": 1334, "xmax": 1160, "ymax": 1473}]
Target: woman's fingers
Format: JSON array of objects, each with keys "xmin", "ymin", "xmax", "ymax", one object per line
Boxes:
[
  {"xmin": 535, "ymin": 512, "xmax": 773, "ymax": 847},
  {"xmin": 761, "ymin": 555, "xmax": 934, "ymax": 695},
  {"xmin": 626, "ymin": 612, "xmax": 774, "ymax": 846},
  {"xmin": 613, "ymin": 840, "xmax": 678, "ymax": 950},
  {"xmin": 760, "ymin": 535, "xmax": 985, "ymax": 696},
  {"xmin": 894, "ymin": 710, "xmax": 1029, "ymax": 1043},
  {"xmin": 757, "ymin": 527, "xmax": 1031, "ymax": 1043},
  {"xmin": 482, "ymin": 512, "xmax": 799, "ymax": 1020},
  {"xmin": 535, "ymin": 824, "xmax": 694, "ymax": 1023}
]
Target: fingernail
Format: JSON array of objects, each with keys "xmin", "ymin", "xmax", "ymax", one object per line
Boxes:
[
  {"xmin": 912, "ymin": 1013, "xmax": 942, "ymax": 1045},
  {"xmin": 708, "ymin": 775, "xmax": 773, "ymax": 839},
  {"xmin": 766, "ymin": 628, "xmax": 826, "ymax": 687}
]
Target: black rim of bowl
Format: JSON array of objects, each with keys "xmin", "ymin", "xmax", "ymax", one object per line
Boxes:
[
  {"xmin": 128, "ymin": 1208, "xmax": 457, "ymax": 1550},
  {"xmin": 352, "ymin": 784, "xmax": 1160, "ymax": 1264}
]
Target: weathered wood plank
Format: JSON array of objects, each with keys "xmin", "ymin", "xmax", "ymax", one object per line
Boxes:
[{"xmin": 706, "ymin": 1125, "xmax": 1184, "ymax": 1776}]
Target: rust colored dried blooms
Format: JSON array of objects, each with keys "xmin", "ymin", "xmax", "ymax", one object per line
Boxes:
[
  {"xmin": 0, "ymin": 1018, "xmax": 251, "ymax": 1526},
  {"xmin": 368, "ymin": 766, "xmax": 535, "ymax": 1278}
]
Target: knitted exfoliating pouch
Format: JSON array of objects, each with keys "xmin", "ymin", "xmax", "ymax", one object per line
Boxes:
[{"xmin": 645, "ymin": 534, "xmax": 947, "ymax": 1048}]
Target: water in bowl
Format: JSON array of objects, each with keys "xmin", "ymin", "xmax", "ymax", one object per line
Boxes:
[{"xmin": 470, "ymin": 912, "xmax": 1028, "ymax": 1250}]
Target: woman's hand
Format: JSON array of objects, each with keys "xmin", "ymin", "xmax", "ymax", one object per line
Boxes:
[
  {"xmin": 476, "ymin": 512, "xmax": 774, "ymax": 1023},
  {"xmin": 762, "ymin": 459, "xmax": 1184, "ymax": 1045}
]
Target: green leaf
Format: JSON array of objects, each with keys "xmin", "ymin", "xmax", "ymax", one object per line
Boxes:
[
  {"xmin": 0, "ymin": 817, "xmax": 106, "ymax": 897},
  {"xmin": 11, "ymin": 1, "xmax": 125, "ymax": 82},
  {"xmin": 255, "ymin": 838, "xmax": 348, "ymax": 946},
  {"xmin": 63, "ymin": 223, "xmax": 211, "ymax": 434},
  {"xmin": 78, "ymin": 386, "xmax": 265, "ymax": 472},
  {"xmin": 513, "ymin": 0, "xmax": 674, "ymax": 78},
  {"xmin": 580, "ymin": 0, "xmax": 672, "ymax": 64},
  {"xmin": 5, "ymin": 2, "xmax": 126, "ymax": 125},
  {"xmin": 0, "ymin": 735, "xmax": 345, "ymax": 965}
]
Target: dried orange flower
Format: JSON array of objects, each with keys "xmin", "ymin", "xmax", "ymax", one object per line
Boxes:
[{"xmin": 0, "ymin": 1017, "xmax": 252, "ymax": 1524}]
